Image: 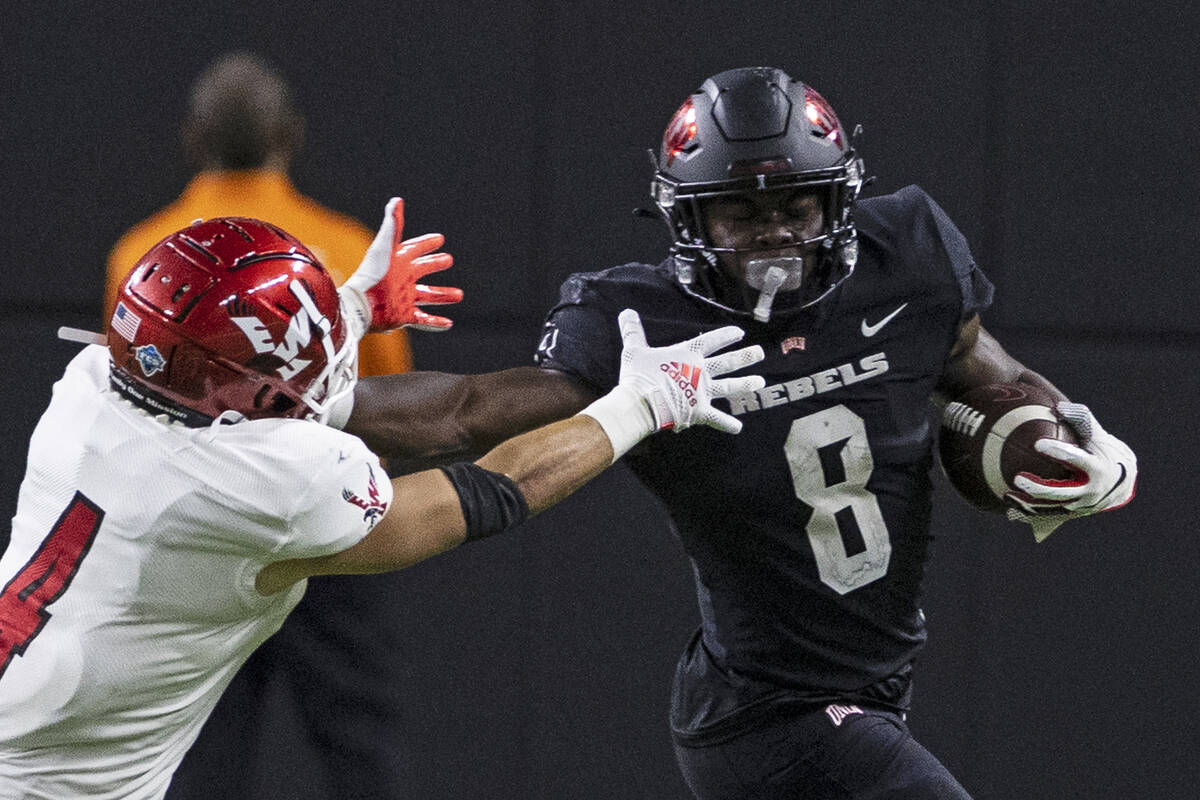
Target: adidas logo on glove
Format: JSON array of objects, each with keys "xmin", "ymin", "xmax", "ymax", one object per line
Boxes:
[{"xmin": 661, "ymin": 361, "xmax": 702, "ymax": 406}]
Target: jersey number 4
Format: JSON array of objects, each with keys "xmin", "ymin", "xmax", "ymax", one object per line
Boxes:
[
  {"xmin": 785, "ymin": 406, "xmax": 891, "ymax": 595},
  {"xmin": 0, "ymin": 492, "xmax": 104, "ymax": 679}
]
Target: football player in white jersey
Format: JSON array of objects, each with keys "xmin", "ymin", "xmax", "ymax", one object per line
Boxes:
[{"xmin": 0, "ymin": 200, "xmax": 766, "ymax": 799}]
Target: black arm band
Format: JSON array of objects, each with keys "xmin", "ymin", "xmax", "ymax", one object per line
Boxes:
[{"xmin": 439, "ymin": 462, "xmax": 531, "ymax": 542}]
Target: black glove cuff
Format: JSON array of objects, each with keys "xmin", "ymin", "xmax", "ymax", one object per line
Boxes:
[{"xmin": 439, "ymin": 462, "xmax": 530, "ymax": 542}]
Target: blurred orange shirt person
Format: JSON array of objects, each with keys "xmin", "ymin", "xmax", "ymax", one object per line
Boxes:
[
  {"xmin": 105, "ymin": 170, "xmax": 412, "ymax": 376},
  {"xmin": 105, "ymin": 50, "xmax": 411, "ymax": 377}
]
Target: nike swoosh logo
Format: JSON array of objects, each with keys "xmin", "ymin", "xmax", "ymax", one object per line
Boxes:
[
  {"xmin": 861, "ymin": 303, "xmax": 909, "ymax": 337},
  {"xmin": 1093, "ymin": 464, "xmax": 1128, "ymax": 508}
]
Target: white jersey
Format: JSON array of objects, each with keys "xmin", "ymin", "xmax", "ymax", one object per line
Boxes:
[{"xmin": 0, "ymin": 346, "xmax": 392, "ymax": 799}]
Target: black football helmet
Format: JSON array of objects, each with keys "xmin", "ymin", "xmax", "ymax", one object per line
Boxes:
[{"xmin": 650, "ymin": 67, "xmax": 866, "ymax": 322}]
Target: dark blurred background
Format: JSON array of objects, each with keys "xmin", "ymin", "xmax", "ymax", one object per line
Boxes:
[{"xmin": 3, "ymin": 2, "xmax": 1198, "ymax": 798}]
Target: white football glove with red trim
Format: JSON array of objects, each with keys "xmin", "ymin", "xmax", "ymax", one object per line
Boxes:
[
  {"xmin": 340, "ymin": 197, "xmax": 462, "ymax": 338},
  {"xmin": 580, "ymin": 309, "xmax": 766, "ymax": 461},
  {"xmin": 1006, "ymin": 401, "xmax": 1137, "ymax": 541}
]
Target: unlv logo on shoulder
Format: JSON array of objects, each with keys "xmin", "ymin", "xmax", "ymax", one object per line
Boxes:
[
  {"xmin": 228, "ymin": 279, "xmax": 333, "ymax": 380},
  {"xmin": 780, "ymin": 336, "xmax": 806, "ymax": 355},
  {"xmin": 342, "ymin": 463, "xmax": 388, "ymax": 529}
]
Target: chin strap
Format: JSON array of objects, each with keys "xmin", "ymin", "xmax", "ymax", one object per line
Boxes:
[{"xmin": 109, "ymin": 370, "xmax": 214, "ymax": 428}]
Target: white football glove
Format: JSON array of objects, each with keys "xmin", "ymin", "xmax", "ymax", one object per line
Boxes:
[
  {"xmin": 339, "ymin": 197, "xmax": 462, "ymax": 340},
  {"xmin": 580, "ymin": 309, "xmax": 766, "ymax": 462},
  {"xmin": 1005, "ymin": 401, "xmax": 1137, "ymax": 541}
]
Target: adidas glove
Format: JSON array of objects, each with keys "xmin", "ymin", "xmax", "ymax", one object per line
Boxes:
[{"xmin": 580, "ymin": 308, "xmax": 766, "ymax": 461}]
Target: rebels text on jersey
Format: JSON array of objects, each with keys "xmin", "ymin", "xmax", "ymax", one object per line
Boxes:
[{"xmin": 535, "ymin": 185, "xmax": 992, "ymax": 741}]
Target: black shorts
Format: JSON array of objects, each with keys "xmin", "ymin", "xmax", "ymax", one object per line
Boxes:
[{"xmin": 672, "ymin": 700, "xmax": 971, "ymax": 800}]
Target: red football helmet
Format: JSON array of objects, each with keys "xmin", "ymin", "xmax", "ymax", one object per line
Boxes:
[{"xmin": 107, "ymin": 217, "xmax": 356, "ymax": 426}]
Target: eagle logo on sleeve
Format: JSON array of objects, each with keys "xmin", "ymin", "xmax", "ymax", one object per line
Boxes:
[{"xmin": 342, "ymin": 464, "xmax": 388, "ymax": 529}]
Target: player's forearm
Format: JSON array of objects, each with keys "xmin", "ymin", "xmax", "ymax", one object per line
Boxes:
[
  {"xmin": 347, "ymin": 367, "xmax": 594, "ymax": 465},
  {"xmin": 1008, "ymin": 367, "xmax": 1067, "ymax": 402},
  {"xmin": 936, "ymin": 320, "xmax": 1067, "ymax": 405},
  {"xmin": 258, "ymin": 415, "xmax": 613, "ymax": 594},
  {"xmin": 255, "ymin": 470, "xmax": 468, "ymax": 595},
  {"xmin": 346, "ymin": 371, "xmax": 475, "ymax": 461},
  {"xmin": 476, "ymin": 415, "xmax": 613, "ymax": 514}
]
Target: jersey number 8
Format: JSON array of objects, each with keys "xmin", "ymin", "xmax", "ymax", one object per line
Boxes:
[{"xmin": 785, "ymin": 406, "xmax": 891, "ymax": 594}]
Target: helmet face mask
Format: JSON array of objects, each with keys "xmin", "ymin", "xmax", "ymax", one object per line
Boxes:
[
  {"xmin": 650, "ymin": 67, "xmax": 865, "ymax": 322},
  {"xmin": 107, "ymin": 217, "xmax": 356, "ymax": 426}
]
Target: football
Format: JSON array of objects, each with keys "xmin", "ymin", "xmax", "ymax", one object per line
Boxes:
[{"xmin": 938, "ymin": 382, "xmax": 1079, "ymax": 512}]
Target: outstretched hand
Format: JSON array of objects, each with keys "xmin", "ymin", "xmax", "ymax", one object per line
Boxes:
[
  {"xmin": 580, "ymin": 308, "xmax": 766, "ymax": 461},
  {"xmin": 615, "ymin": 308, "xmax": 764, "ymax": 434},
  {"xmin": 341, "ymin": 198, "xmax": 463, "ymax": 336}
]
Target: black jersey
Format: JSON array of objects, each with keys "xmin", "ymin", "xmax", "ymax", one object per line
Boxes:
[{"xmin": 535, "ymin": 185, "xmax": 993, "ymax": 742}]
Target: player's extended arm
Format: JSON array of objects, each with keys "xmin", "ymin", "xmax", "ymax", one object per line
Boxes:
[
  {"xmin": 334, "ymin": 196, "xmax": 595, "ymax": 459},
  {"xmin": 256, "ymin": 310, "xmax": 765, "ymax": 594},
  {"xmin": 255, "ymin": 414, "xmax": 616, "ymax": 595},
  {"xmin": 936, "ymin": 315, "xmax": 1136, "ymax": 539},
  {"xmin": 346, "ymin": 367, "xmax": 598, "ymax": 465}
]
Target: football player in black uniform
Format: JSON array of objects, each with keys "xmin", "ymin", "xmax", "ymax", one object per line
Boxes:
[{"xmin": 347, "ymin": 67, "xmax": 1137, "ymax": 798}]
